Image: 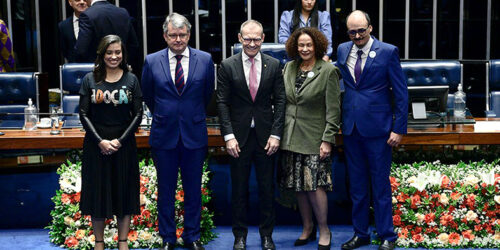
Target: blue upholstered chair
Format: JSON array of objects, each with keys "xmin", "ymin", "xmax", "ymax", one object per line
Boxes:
[
  {"xmin": 231, "ymin": 43, "xmax": 290, "ymax": 67},
  {"xmin": 486, "ymin": 60, "xmax": 500, "ymax": 117},
  {"xmin": 401, "ymin": 60, "xmax": 462, "ymax": 110},
  {"xmin": 59, "ymin": 63, "xmax": 94, "ymax": 126},
  {"xmin": 0, "ymin": 72, "xmax": 39, "ymax": 128}
]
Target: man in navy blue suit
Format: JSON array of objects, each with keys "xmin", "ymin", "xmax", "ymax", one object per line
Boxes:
[
  {"xmin": 58, "ymin": 0, "xmax": 88, "ymax": 62},
  {"xmin": 336, "ymin": 10, "xmax": 408, "ymax": 250},
  {"xmin": 75, "ymin": 0, "xmax": 138, "ymax": 68},
  {"xmin": 141, "ymin": 13, "xmax": 214, "ymax": 250}
]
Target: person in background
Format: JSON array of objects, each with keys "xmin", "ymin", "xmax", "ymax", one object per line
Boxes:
[
  {"xmin": 141, "ymin": 13, "xmax": 214, "ymax": 250},
  {"xmin": 335, "ymin": 10, "xmax": 408, "ymax": 250},
  {"xmin": 216, "ymin": 20, "xmax": 285, "ymax": 250},
  {"xmin": 0, "ymin": 19, "xmax": 15, "ymax": 72},
  {"xmin": 279, "ymin": 0, "xmax": 333, "ymax": 61},
  {"xmin": 79, "ymin": 34, "xmax": 143, "ymax": 250},
  {"xmin": 58, "ymin": 0, "xmax": 88, "ymax": 62},
  {"xmin": 75, "ymin": 0, "xmax": 139, "ymax": 71},
  {"xmin": 280, "ymin": 27, "xmax": 341, "ymax": 250}
]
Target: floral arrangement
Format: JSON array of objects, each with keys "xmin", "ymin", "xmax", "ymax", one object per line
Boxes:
[
  {"xmin": 47, "ymin": 158, "xmax": 216, "ymax": 249},
  {"xmin": 390, "ymin": 160, "xmax": 500, "ymax": 248}
]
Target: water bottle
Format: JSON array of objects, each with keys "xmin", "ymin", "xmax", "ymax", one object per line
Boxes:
[
  {"xmin": 24, "ymin": 98, "xmax": 38, "ymax": 130},
  {"xmin": 453, "ymin": 83, "xmax": 466, "ymax": 118}
]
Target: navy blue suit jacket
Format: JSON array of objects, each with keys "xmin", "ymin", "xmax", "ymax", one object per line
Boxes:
[
  {"xmin": 75, "ymin": 1, "xmax": 139, "ymax": 63},
  {"xmin": 141, "ymin": 47, "xmax": 215, "ymax": 150},
  {"xmin": 58, "ymin": 16, "xmax": 77, "ymax": 62},
  {"xmin": 336, "ymin": 37, "xmax": 408, "ymax": 137}
]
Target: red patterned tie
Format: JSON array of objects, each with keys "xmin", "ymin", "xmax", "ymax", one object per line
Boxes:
[
  {"xmin": 249, "ymin": 57, "xmax": 258, "ymax": 101},
  {"xmin": 174, "ymin": 55, "xmax": 184, "ymax": 94}
]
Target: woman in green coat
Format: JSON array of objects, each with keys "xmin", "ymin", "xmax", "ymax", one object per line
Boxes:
[{"xmin": 280, "ymin": 27, "xmax": 341, "ymax": 250}]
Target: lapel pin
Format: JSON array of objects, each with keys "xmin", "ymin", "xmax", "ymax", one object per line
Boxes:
[
  {"xmin": 264, "ymin": 64, "xmax": 267, "ymax": 68},
  {"xmin": 369, "ymin": 51, "xmax": 376, "ymax": 58},
  {"xmin": 307, "ymin": 71, "xmax": 315, "ymax": 78}
]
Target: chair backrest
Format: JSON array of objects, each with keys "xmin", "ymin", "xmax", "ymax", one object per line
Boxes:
[
  {"xmin": 0, "ymin": 72, "xmax": 38, "ymax": 105},
  {"xmin": 60, "ymin": 63, "xmax": 94, "ymax": 94},
  {"xmin": 401, "ymin": 60, "xmax": 462, "ymax": 90},
  {"xmin": 231, "ymin": 43, "xmax": 290, "ymax": 67},
  {"xmin": 62, "ymin": 95, "xmax": 80, "ymax": 120},
  {"xmin": 487, "ymin": 60, "xmax": 500, "ymax": 114}
]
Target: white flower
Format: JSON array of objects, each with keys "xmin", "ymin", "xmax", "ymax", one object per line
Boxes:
[
  {"xmin": 465, "ymin": 210, "xmax": 477, "ymax": 221},
  {"xmin": 416, "ymin": 213, "xmax": 425, "ymax": 223},
  {"xmin": 494, "ymin": 232, "xmax": 500, "ymax": 241},
  {"xmin": 463, "ymin": 175, "xmax": 479, "ymax": 186},
  {"xmin": 64, "ymin": 216, "xmax": 74, "ymax": 226},
  {"xmin": 439, "ymin": 193, "xmax": 449, "ymax": 205},
  {"xmin": 392, "ymin": 197, "xmax": 397, "ymax": 204},
  {"xmin": 494, "ymin": 195, "xmax": 500, "ymax": 205},
  {"xmin": 139, "ymin": 231, "xmax": 152, "ymax": 241},
  {"xmin": 426, "ymin": 170, "xmax": 442, "ymax": 186},
  {"xmin": 479, "ymin": 169, "xmax": 499, "ymax": 186},
  {"xmin": 438, "ymin": 233, "xmax": 449, "ymax": 244},
  {"xmin": 140, "ymin": 194, "xmax": 147, "ymax": 205},
  {"xmin": 410, "ymin": 174, "xmax": 428, "ymax": 191},
  {"xmin": 407, "ymin": 176, "xmax": 417, "ymax": 184}
]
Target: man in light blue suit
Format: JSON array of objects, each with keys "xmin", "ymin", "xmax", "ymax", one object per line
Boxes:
[
  {"xmin": 335, "ymin": 10, "xmax": 408, "ymax": 250},
  {"xmin": 141, "ymin": 13, "xmax": 214, "ymax": 250}
]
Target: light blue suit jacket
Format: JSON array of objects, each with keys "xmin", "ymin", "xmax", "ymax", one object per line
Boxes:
[
  {"xmin": 141, "ymin": 47, "xmax": 215, "ymax": 150},
  {"xmin": 336, "ymin": 37, "xmax": 408, "ymax": 137}
]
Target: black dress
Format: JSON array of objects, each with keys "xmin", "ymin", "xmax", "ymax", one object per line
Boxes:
[{"xmin": 79, "ymin": 71, "xmax": 143, "ymax": 218}]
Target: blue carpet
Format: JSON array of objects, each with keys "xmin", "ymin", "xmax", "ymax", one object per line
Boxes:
[{"xmin": 0, "ymin": 225, "xmax": 495, "ymax": 250}]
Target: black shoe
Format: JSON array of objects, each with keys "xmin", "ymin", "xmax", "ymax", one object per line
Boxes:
[
  {"xmin": 294, "ymin": 226, "xmax": 317, "ymax": 246},
  {"xmin": 261, "ymin": 236, "xmax": 276, "ymax": 250},
  {"xmin": 317, "ymin": 231, "xmax": 332, "ymax": 250},
  {"xmin": 378, "ymin": 240, "xmax": 396, "ymax": 250},
  {"xmin": 341, "ymin": 236, "xmax": 370, "ymax": 250},
  {"xmin": 185, "ymin": 239, "xmax": 205, "ymax": 250},
  {"xmin": 233, "ymin": 236, "xmax": 246, "ymax": 250},
  {"xmin": 159, "ymin": 242, "xmax": 175, "ymax": 250}
]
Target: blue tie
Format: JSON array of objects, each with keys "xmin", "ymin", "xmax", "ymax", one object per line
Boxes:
[
  {"xmin": 354, "ymin": 50, "xmax": 363, "ymax": 84},
  {"xmin": 174, "ymin": 55, "xmax": 184, "ymax": 94}
]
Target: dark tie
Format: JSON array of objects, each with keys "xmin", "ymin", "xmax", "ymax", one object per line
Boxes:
[
  {"xmin": 354, "ymin": 50, "xmax": 363, "ymax": 84},
  {"xmin": 174, "ymin": 55, "xmax": 184, "ymax": 94}
]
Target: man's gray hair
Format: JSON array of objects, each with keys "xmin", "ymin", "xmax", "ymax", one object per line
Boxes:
[
  {"xmin": 239, "ymin": 19, "xmax": 263, "ymax": 35},
  {"xmin": 163, "ymin": 12, "xmax": 191, "ymax": 33}
]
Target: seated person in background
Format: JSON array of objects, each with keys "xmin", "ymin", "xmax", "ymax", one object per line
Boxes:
[
  {"xmin": 279, "ymin": 0, "xmax": 333, "ymax": 61},
  {"xmin": 0, "ymin": 19, "xmax": 15, "ymax": 72},
  {"xmin": 58, "ymin": 0, "xmax": 88, "ymax": 62}
]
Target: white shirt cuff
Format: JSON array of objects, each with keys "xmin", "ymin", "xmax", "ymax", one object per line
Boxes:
[
  {"xmin": 224, "ymin": 133, "xmax": 235, "ymax": 142},
  {"xmin": 270, "ymin": 135, "xmax": 280, "ymax": 140}
]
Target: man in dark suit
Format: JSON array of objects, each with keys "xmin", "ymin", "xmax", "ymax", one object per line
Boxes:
[
  {"xmin": 58, "ymin": 0, "xmax": 88, "ymax": 62},
  {"xmin": 141, "ymin": 13, "xmax": 214, "ymax": 250},
  {"xmin": 75, "ymin": 0, "xmax": 138, "ymax": 68},
  {"xmin": 335, "ymin": 10, "xmax": 408, "ymax": 250},
  {"xmin": 216, "ymin": 20, "xmax": 285, "ymax": 250}
]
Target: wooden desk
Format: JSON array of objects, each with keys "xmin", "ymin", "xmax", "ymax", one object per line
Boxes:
[{"xmin": 0, "ymin": 118, "xmax": 499, "ymax": 150}]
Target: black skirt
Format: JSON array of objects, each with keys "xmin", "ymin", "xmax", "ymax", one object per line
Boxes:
[{"xmin": 80, "ymin": 123, "xmax": 140, "ymax": 218}]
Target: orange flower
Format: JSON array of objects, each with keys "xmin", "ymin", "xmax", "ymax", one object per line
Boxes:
[
  {"xmin": 410, "ymin": 194, "xmax": 421, "ymax": 209},
  {"xmin": 64, "ymin": 236, "xmax": 79, "ymax": 248},
  {"xmin": 462, "ymin": 230, "xmax": 475, "ymax": 240},
  {"xmin": 450, "ymin": 192, "xmax": 461, "ymax": 201},
  {"xmin": 424, "ymin": 213, "xmax": 435, "ymax": 224},
  {"xmin": 128, "ymin": 230, "xmax": 138, "ymax": 242},
  {"xmin": 448, "ymin": 232, "xmax": 460, "ymax": 245},
  {"xmin": 61, "ymin": 193, "xmax": 72, "ymax": 204},
  {"xmin": 176, "ymin": 190, "xmax": 185, "ymax": 202},
  {"xmin": 75, "ymin": 229, "xmax": 86, "ymax": 240},
  {"xmin": 201, "ymin": 187, "xmax": 208, "ymax": 195},
  {"xmin": 73, "ymin": 211, "xmax": 81, "ymax": 221},
  {"xmin": 140, "ymin": 176, "xmax": 149, "ymax": 185},
  {"xmin": 439, "ymin": 213, "xmax": 453, "ymax": 226},
  {"xmin": 412, "ymin": 233, "xmax": 424, "ymax": 243},
  {"xmin": 176, "ymin": 227, "xmax": 184, "ymax": 239},
  {"xmin": 390, "ymin": 176, "xmax": 400, "ymax": 192},
  {"xmin": 141, "ymin": 209, "xmax": 151, "ymax": 220},
  {"xmin": 464, "ymin": 194, "xmax": 476, "ymax": 209},
  {"xmin": 393, "ymin": 215, "xmax": 401, "ymax": 226},
  {"xmin": 398, "ymin": 227, "xmax": 409, "ymax": 239},
  {"xmin": 441, "ymin": 175, "xmax": 450, "ymax": 188},
  {"xmin": 72, "ymin": 192, "xmax": 81, "ymax": 203}
]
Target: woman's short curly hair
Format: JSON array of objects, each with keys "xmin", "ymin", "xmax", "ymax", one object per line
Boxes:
[{"xmin": 285, "ymin": 27, "xmax": 328, "ymax": 60}]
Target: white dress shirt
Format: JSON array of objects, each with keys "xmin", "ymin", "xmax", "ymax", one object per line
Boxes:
[
  {"xmin": 73, "ymin": 13, "xmax": 79, "ymax": 39},
  {"xmin": 168, "ymin": 48, "xmax": 190, "ymax": 85},
  {"xmin": 347, "ymin": 37, "xmax": 374, "ymax": 80},
  {"xmin": 91, "ymin": 0, "xmax": 106, "ymax": 6},
  {"xmin": 224, "ymin": 52, "xmax": 280, "ymax": 142}
]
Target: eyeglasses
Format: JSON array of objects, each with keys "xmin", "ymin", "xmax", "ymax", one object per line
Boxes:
[
  {"xmin": 167, "ymin": 33, "xmax": 189, "ymax": 40},
  {"xmin": 347, "ymin": 27, "xmax": 369, "ymax": 36},
  {"xmin": 241, "ymin": 37, "xmax": 262, "ymax": 44}
]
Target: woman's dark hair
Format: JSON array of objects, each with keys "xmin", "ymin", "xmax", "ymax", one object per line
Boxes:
[
  {"xmin": 291, "ymin": 0, "xmax": 319, "ymax": 33},
  {"xmin": 285, "ymin": 27, "xmax": 328, "ymax": 60},
  {"xmin": 93, "ymin": 35, "xmax": 129, "ymax": 83}
]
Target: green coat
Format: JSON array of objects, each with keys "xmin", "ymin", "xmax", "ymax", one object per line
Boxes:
[{"xmin": 280, "ymin": 59, "xmax": 341, "ymax": 154}]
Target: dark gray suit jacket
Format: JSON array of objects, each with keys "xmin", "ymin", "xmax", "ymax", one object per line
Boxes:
[{"xmin": 216, "ymin": 52, "xmax": 286, "ymax": 148}]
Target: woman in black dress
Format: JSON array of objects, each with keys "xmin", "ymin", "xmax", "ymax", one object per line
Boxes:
[{"xmin": 79, "ymin": 35, "xmax": 142, "ymax": 250}]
